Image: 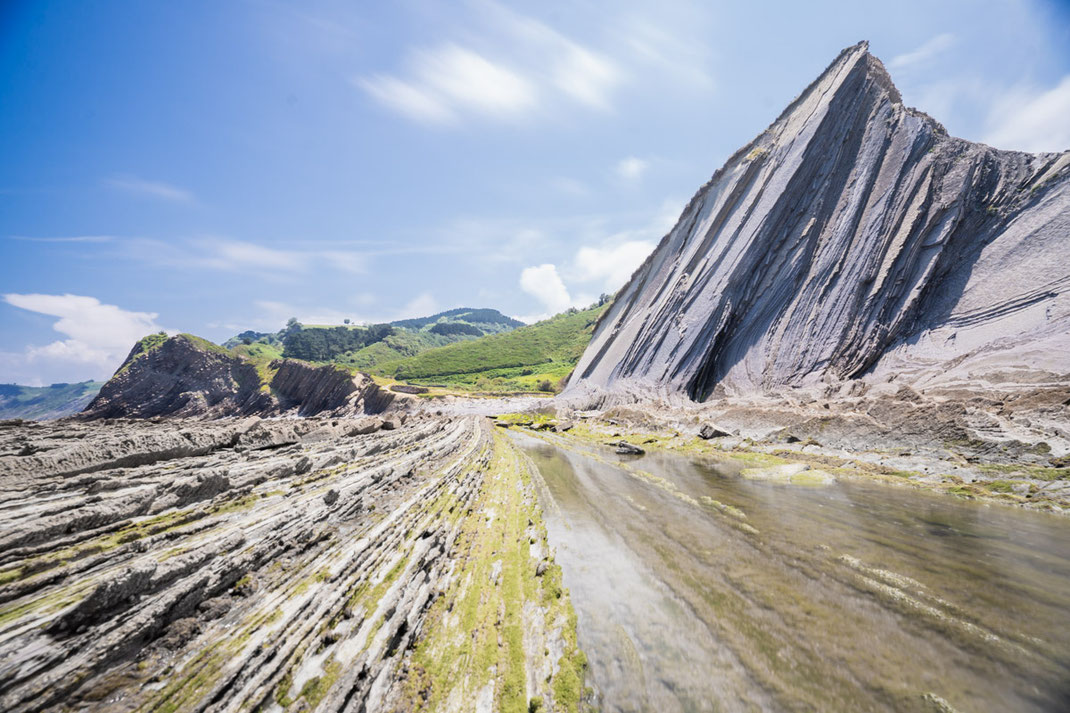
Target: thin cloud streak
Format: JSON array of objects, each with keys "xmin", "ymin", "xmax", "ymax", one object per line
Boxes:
[{"xmin": 106, "ymin": 175, "xmax": 196, "ymax": 203}]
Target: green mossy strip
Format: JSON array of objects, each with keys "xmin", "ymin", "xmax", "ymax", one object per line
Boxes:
[{"xmin": 402, "ymin": 430, "xmax": 587, "ymax": 712}]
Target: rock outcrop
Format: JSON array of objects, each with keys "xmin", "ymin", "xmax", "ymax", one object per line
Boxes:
[
  {"xmin": 270, "ymin": 359, "xmax": 395, "ymax": 416},
  {"xmin": 81, "ymin": 334, "xmax": 396, "ymax": 420},
  {"xmin": 568, "ymin": 42, "xmax": 1070, "ymax": 403},
  {"xmin": 0, "ymin": 416, "xmax": 582, "ymax": 712},
  {"xmin": 83, "ymin": 335, "xmax": 272, "ymax": 419}
]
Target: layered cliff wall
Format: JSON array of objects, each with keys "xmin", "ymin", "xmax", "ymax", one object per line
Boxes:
[
  {"xmin": 83, "ymin": 335, "xmax": 272, "ymax": 419},
  {"xmin": 568, "ymin": 42, "xmax": 1070, "ymax": 402},
  {"xmin": 270, "ymin": 359, "xmax": 395, "ymax": 416}
]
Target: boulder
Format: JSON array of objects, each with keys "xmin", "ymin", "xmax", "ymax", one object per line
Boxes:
[
  {"xmin": 615, "ymin": 442, "xmax": 645, "ymax": 456},
  {"xmin": 698, "ymin": 422, "xmax": 731, "ymax": 439}
]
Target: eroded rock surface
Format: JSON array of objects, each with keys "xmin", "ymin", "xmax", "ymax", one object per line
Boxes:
[
  {"xmin": 568, "ymin": 42, "xmax": 1069, "ymax": 402},
  {"xmin": 0, "ymin": 416, "xmax": 582, "ymax": 712},
  {"xmin": 82, "ymin": 335, "xmax": 396, "ymax": 420}
]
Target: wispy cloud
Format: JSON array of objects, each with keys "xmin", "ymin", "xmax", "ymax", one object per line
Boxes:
[
  {"xmin": 984, "ymin": 76, "xmax": 1070, "ymax": 153},
  {"xmin": 359, "ymin": 44, "xmax": 537, "ymax": 124},
  {"xmin": 3, "ymin": 293, "xmax": 166, "ymax": 382},
  {"xmin": 9, "ymin": 235, "xmax": 116, "ymax": 243},
  {"xmin": 615, "ymin": 156, "xmax": 648, "ymax": 181},
  {"xmin": 357, "ymin": 3, "xmax": 621, "ymax": 125},
  {"xmin": 514, "ymin": 196, "xmax": 680, "ymax": 319},
  {"xmin": 890, "ymin": 33, "xmax": 956, "ymax": 70},
  {"xmin": 121, "ymin": 237, "xmax": 367, "ymax": 277},
  {"xmin": 239, "ymin": 292, "xmax": 438, "ymax": 332},
  {"xmin": 106, "ymin": 175, "xmax": 196, "ymax": 203}
]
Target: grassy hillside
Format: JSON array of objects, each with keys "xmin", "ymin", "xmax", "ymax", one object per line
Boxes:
[
  {"xmin": 375, "ymin": 304, "xmax": 608, "ymax": 392},
  {"xmin": 103, "ymin": 304, "xmax": 606, "ymax": 401},
  {"xmin": 391, "ymin": 307, "xmax": 524, "ymax": 333},
  {"xmin": 0, "ymin": 381, "xmax": 105, "ymax": 420},
  {"xmin": 225, "ymin": 307, "xmax": 524, "ymax": 370},
  {"xmin": 229, "ymin": 341, "xmax": 285, "ymax": 388}
]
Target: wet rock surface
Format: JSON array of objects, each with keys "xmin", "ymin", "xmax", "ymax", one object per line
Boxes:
[{"xmin": 0, "ymin": 415, "xmax": 581, "ymax": 712}]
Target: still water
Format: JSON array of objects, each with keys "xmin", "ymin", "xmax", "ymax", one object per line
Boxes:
[{"xmin": 512, "ymin": 432, "xmax": 1070, "ymax": 712}]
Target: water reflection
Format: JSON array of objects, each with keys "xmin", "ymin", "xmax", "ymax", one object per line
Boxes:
[{"xmin": 513, "ymin": 432, "xmax": 1070, "ymax": 713}]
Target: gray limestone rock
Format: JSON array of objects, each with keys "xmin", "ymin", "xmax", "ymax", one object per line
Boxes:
[{"xmin": 567, "ymin": 42, "xmax": 1070, "ymax": 403}]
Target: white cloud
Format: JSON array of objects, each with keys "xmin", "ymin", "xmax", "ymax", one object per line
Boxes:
[
  {"xmin": 359, "ymin": 44, "xmax": 536, "ymax": 124},
  {"xmin": 358, "ymin": 75, "xmax": 455, "ymax": 124},
  {"xmin": 574, "ymin": 240, "xmax": 654, "ymax": 292},
  {"xmin": 515, "ymin": 196, "xmax": 676, "ymax": 317},
  {"xmin": 520, "ymin": 264, "xmax": 573, "ymax": 314},
  {"xmin": 394, "ymin": 292, "xmax": 440, "ymax": 321},
  {"xmin": 616, "ymin": 156, "xmax": 648, "ymax": 181},
  {"xmin": 106, "ymin": 175, "xmax": 195, "ymax": 203},
  {"xmin": 357, "ymin": 3, "xmax": 621, "ymax": 125},
  {"xmin": 3, "ymin": 293, "xmax": 166, "ymax": 382},
  {"xmin": 125, "ymin": 238, "xmax": 366, "ymax": 277},
  {"xmin": 984, "ymin": 76, "xmax": 1070, "ymax": 153},
  {"xmin": 890, "ymin": 33, "xmax": 956, "ymax": 70},
  {"xmin": 203, "ymin": 240, "xmax": 308, "ymax": 272}
]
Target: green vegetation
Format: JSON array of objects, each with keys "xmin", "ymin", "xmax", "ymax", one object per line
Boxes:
[
  {"xmin": 429, "ymin": 321, "xmax": 483, "ymax": 337},
  {"xmin": 402, "ymin": 431, "xmax": 586, "ymax": 712},
  {"xmin": 390, "ymin": 306, "xmax": 523, "ymax": 332},
  {"xmin": 105, "ymin": 303, "xmax": 607, "ymax": 398},
  {"xmin": 0, "ymin": 380, "xmax": 105, "ymax": 420},
  {"xmin": 115, "ymin": 331, "xmax": 170, "ymax": 374},
  {"xmin": 380, "ymin": 304, "xmax": 608, "ymax": 392},
  {"xmin": 282, "ymin": 322, "xmax": 394, "ymax": 361}
]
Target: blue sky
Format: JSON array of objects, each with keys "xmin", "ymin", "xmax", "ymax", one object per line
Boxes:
[{"xmin": 2, "ymin": 0, "xmax": 1069, "ymax": 385}]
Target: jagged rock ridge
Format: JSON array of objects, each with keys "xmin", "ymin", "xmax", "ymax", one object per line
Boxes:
[
  {"xmin": 83, "ymin": 334, "xmax": 395, "ymax": 419},
  {"xmin": 569, "ymin": 41, "xmax": 1070, "ymax": 402}
]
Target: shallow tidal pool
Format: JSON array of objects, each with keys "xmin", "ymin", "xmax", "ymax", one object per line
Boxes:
[{"xmin": 512, "ymin": 431, "xmax": 1070, "ymax": 713}]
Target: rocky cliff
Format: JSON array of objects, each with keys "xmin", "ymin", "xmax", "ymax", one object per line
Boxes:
[
  {"xmin": 270, "ymin": 358, "xmax": 395, "ymax": 416},
  {"xmin": 82, "ymin": 334, "xmax": 395, "ymax": 419},
  {"xmin": 83, "ymin": 335, "xmax": 272, "ymax": 419},
  {"xmin": 568, "ymin": 42, "xmax": 1069, "ymax": 403}
]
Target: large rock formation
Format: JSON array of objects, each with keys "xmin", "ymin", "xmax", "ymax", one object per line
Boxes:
[
  {"xmin": 82, "ymin": 334, "xmax": 396, "ymax": 419},
  {"xmin": 0, "ymin": 415, "xmax": 581, "ymax": 712},
  {"xmin": 568, "ymin": 42, "xmax": 1069, "ymax": 403},
  {"xmin": 83, "ymin": 335, "xmax": 272, "ymax": 419},
  {"xmin": 270, "ymin": 359, "xmax": 395, "ymax": 416}
]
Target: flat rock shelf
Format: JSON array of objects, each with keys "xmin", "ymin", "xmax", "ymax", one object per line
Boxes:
[{"xmin": 0, "ymin": 416, "xmax": 584, "ymax": 713}]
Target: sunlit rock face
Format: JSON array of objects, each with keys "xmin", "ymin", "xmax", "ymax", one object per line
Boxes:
[
  {"xmin": 81, "ymin": 335, "xmax": 395, "ymax": 419},
  {"xmin": 569, "ymin": 42, "xmax": 1070, "ymax": 401}
]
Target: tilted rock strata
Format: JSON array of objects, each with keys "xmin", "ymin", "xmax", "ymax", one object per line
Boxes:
[
  {"xmin": 0, "ymin": 416, "xmax": 582, "ymax": 712},
  {"xmin": 270, "ymin": 358, "xmax": 395, "ymax": 417},
  {"xmin": 568, "ymin": 41, "xmax": 1070, "ymax": 402},
  {"xmin": 83, "ymin": 335, "xmax": 271, "ymax": 419},
  {"xmin": 82, "ymin": 334, "xmax": 396, "ymax": 420}
]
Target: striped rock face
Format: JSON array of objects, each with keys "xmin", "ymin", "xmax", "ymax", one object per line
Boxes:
[{"xmin": 569, "ymin": 42, "xmax": 1070, "ymax": 402}]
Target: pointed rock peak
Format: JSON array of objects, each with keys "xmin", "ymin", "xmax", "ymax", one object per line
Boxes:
[
  {"xmin": 824, "ymin": 40, "xmax": 900, "ymax": 99},
  {"xmin": 763, "ymin": 41, "xmax": 902, "ymax": 137}
]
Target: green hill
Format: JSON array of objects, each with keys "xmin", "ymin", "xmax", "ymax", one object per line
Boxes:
[
  {"xmin": 375, "ymin": 304, "xmax": 608, "ymax": 392},
  {"xmin": 0, "ymin": 381, "xmax": 105, "ymax": 420},
  {"xmin": 165, "ymin": 303, "xmax": 607, "ymax": 397},
  {"xmin": 224, "ymin": 307, "xmax": 526, "ymax": 372},
  {"xmin": 390, "ymin": 307, "xmax": 524, "ymax": 333}
]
